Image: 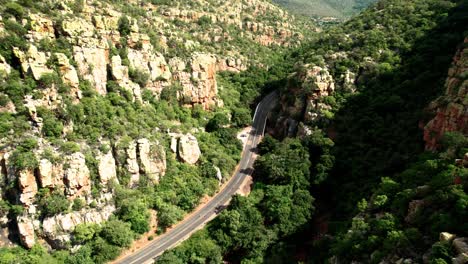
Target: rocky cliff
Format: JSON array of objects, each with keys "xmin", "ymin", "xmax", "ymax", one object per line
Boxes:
[
  {"xmin": 424, "ymin": 38, "xmax": 468, "ymax": 151},
  {"xmin": 0, "ymin": 0, "xmax": 306, "ymax": 252}
]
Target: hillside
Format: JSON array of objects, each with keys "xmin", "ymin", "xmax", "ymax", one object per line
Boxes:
[
  {"xmin": 159, "ymin": 0, "xmax": 468, "ymax": 263},
  {"xmin": 272, "ymin": 0, "xmax": 377, "ymax": 19},
  {"xmin": 0, "ymin": 0, "xmax": 311, "ymax": 262}
]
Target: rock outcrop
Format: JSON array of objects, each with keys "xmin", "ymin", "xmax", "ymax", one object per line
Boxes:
[
  {"xmin": 424, "ymin": 38, "xmax": 468, "ymax": 150},
  {"xmin": 17, "ymin": 216, "xmax": 36, "ymax": 249},
  {"xmin": 42, "ymin": 205, "xmax": 115, "ymax": 249},
  {"xmin": 27, "ymin": 13, "xmax": 55, "ymax": 41},
  {"xmin": 38, "ymin": 158, "xmax": 64, "ymax": 189},
  {"xmin": 137, "ymin": 139, "xmax": 166, "ymax": 183},
  {"xmin": 18, "ymin": 169, "xmax": 38, "ymax": 206},
  {"xmin": 97, "ymin": 151, "xmax": 118, "ymax": 186},
  {"xmin": 13, "ymin": 45, "xmax": 53, "ymax": 80},
  {"xmin": 121, "ymin": 139, "xmax": 167, "ymax": 187},
  {"xmin": 274, "ymin": 64, "xmax": 336, "ymax": 137},
  {"xmin": 173, "ymin": 53, "xmax": 221, "ymax": 109},
  {"xmin": 178, "ymin": 134, "xmax": 201, "ymax": 165},
  {"xmin": 110, "ymin": 55, "xmax": 141, "ymax": 102},
  {"xmin": 73, "ymin": 46, "xmax": 109, "ymax": 95},
  {"xmin": 63, "ymin": 152, "xmax": 91, "ymax": 198}
]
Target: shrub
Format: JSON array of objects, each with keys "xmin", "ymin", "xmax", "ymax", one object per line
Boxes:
[
  {"xmin": 5, "ymin": 2, "xmax": 24, "ymax": 20},
  {"xmin": 129, "ymin": 68, "xmax": 149, "ymax": 87},
  {"xmin": 118, "ymin": 16, "xmax": 131, "ymax": 37},
  {"xmin": 72, "ymin": 198, "xmax": 85, "ymax": 211},
  {"xmin": 37, "ymin": 189, "xmax": 70, "ymax": 217}
]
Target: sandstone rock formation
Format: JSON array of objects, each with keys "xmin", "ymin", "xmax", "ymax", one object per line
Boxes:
[
  {"xmin": 63, "ymin": 152, "xmax": 91, "ymax": 198},
  {"xmin": 38, "ymin": 158, "xmax": 64, "ymax": 189},
  {"xmin": 172, "ymin": 53, "xmax": 222, "ymax": 109},
  {"xmin": 122, "ymin": 139, "xmax": 167, "ymax": 187},
  {"xmin": 424, "ymin": 38, "xmax": 468, "ymax": 150},
  {"xmin": 55, "ymin": 53, "xmax": 81, "ymax": 98},
  {"xmin": 13, "ymin": 45, "xmax": 53, "ymax": 80},
  {"xmin": 17, "ymin": 216, "xmax": 36, "ymax": 249},
  {"xmin": 137, "ymin": 138, "xmax": 166, "ymax": 183},
  {"xmin": 178, "ymin": 134, "xmax": 201, "ymax": 165},
  {"xmin": 125, "ymin": 141, "xmax": 140, "ymax": 187},
  {"xmin": 42, "ymin": 205, "xmax": 116, "ymax": 249},
  {"xmin": 27, "ymin": 13, "xmax": 55, "ymax": 41},
  {"xmin": 73, "ymin": 46, "xmax": 109, "ymax": 95},
  {"xmin": 97, "ymin": 151, "xmax": 118, "ymax": 186},
  {"xmin": 110, "ymin": 55, "xmax": 141, "ymax": 102},
  {"xmin": 18, "ymin": 169, "xmax": 38, "ymax": 206}
]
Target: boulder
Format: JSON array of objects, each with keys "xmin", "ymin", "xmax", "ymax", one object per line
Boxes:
[
  {"xmin": 137, "ymin": 139, "xmax": 166, "ymax": 183},
  {"xmin": 440, "ymin": 232, "xmax": 456, "ymax": 242},
  {"xmin": 453, "ymin": 238, "xmax": 468, "ymax": 255},
  {"xmin": 63, "ymin": 152, "xmax": 90, "ymax": 198},
  {"xmin": 18, "ymin": 169, "xmax": 38, "ymax": 206},
  {"xmin": 405, "ymin": 200, "xmax": 426, "ymax": 224},
  {"xmin": 97, "ymin": 151, "xmax": 118, "ymax": 186},
  {"xmin": 13, "ymin": 45, "xmax": 53, "ymax": 80},
  {"xmin": 178, "ymin": 134, "xmax": 201, "ymax": 165},
  {"xmin": 17, "ymin": 216, "xmax": 35, "ymax": 249}
]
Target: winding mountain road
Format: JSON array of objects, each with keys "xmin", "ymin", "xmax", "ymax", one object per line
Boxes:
[{"xmin": 116, "ymin": 92, "xmax": 278, "ymax": 264}]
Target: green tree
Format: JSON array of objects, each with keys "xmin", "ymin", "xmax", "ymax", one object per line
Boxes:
[{"xmin": 100, "ymin": 220, "xmax": 134, "ymax": 248}]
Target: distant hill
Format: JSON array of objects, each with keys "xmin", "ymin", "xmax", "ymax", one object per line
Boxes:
[{"xmin": 272, "ymin": 0, "xmax": 377, "ymax": 18}]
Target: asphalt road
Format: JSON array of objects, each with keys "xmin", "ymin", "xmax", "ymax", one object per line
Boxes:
[{"xmin": 116, "ymin": 92, "xmax": 278, "ymax": 264}]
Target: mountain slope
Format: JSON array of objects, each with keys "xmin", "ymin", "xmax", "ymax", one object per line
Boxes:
[
  {"xmin": 0, "ymin": 0, "xmax": 311, "ymax": 262},
  {"xmin": 158, "ymin": 0, "xmax": 467, "ymax": 263},
  {"xmin": 272, "ymin": 0, "xmax": 377, "ymax": 18}
]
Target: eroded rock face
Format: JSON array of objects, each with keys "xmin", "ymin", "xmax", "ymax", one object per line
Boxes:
[
  {"xmin": 178, "ymin": 134, "xmax": 201, "ymax": 165},
  {"xmin": 127, "ymin": 48, "xmax": 171, "ymax": 82},
  {"xmin": 13, "ymin": 45, "xmax": 53, "ymax": 80},
  {"xmin": 124, "ymin": 139, "xmax": 167, "ymax": 187},
  {"xmin": 424, "ymin": 38, "xmax": 468, "ymax": 150},
  {"xmin": 38, "ymin": 158, "xmax": 64, "ymax": 189},
  {"xmin": 42, "ymin": 205, "xmax": 116, "ymax": 249},
  {"xmin": 97, "ymin": 151, "xmax": 118, "ymax": 186},
  {"xmin": 110, "ymin": 55, "xmax": 141, "ymax": 102},
  {"xmin": 173, "ymin": 53, "xmax": 222, "ymax": 109},
  {"xmin": 73, "ymin": 46, "xmax": 109, "ymax": 95},
  {"xmin": 63, "ymin": 152, "xmax": 91, "ymax": 198},
  {"xmin": 55, "ymin": 53, "xmax": 81, "ymax": 99},
  {"xmin": 125, "ymin": 141, "xmax": 140, "ymax": 187},
  {"xmin": 27, "ymin": 13, "xmax": 55, "ymax": 41},
  {"xmin": 137, "ymin": 139, "xmax": 166, "ymax": 183},
  {"xmin": 17, "ymin": 216, "xmax": 35, "ymax": 249},
  {"xmin": 18, "ymin": 169, "xmax": 38, "ymax": 206}
]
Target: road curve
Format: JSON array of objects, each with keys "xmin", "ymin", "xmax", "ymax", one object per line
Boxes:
[{"xmin": 116, "ymin": 92, "xmax": 278, "ymax": 264}]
